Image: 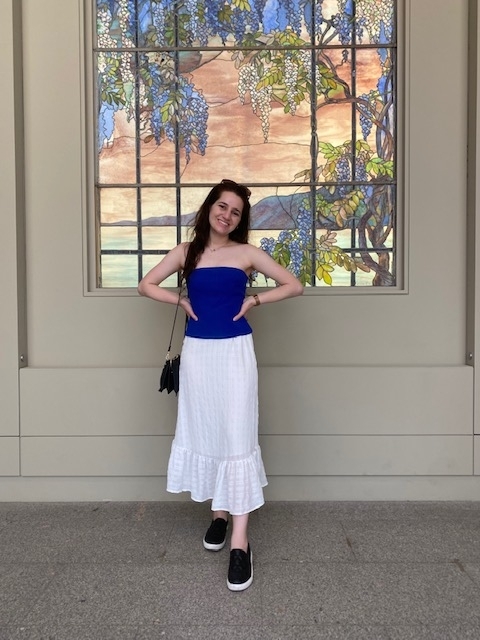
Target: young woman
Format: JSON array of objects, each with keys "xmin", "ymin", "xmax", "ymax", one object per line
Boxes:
[{"xmin": 138, "ymin": 179, "xmax": 303, "ymax": 591}]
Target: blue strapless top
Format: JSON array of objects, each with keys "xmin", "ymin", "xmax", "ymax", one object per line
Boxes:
[{"xmin": 185, "ymin": 267, "xmax": 253, "ymax": 339}]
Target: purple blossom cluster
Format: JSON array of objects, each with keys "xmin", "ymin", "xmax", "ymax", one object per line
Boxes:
[
  {"xmin": 358, "ymin": 93, "xmax": 374, "ymax": 140},
  {"xmin": 336, "ymin": 156, "xmax": 351, "ymax": 197},
  {"xmin": 260, "ymin": 198, "xmax": 313, "ymax": 278},
  {"xmin": 144, "ymin": 56, "xmax": 208, "ymax": 161}
]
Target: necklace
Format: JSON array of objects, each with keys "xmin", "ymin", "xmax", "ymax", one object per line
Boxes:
[{"xmin": 208, "ymin": 243, "xmax": 230, "ymax": 252}]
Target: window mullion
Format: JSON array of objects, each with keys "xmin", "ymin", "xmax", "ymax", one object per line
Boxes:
[{"xmin": 134, "ymin": 0, "xmax": 143, "ymax": 283}]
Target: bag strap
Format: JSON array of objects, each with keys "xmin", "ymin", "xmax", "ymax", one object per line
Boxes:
[
  {"xmin": 166, "ymin": 289, "xmax": 182, "ymax": 358},
  {"xmin": 166, "ymin": 277, "xmax": 188, "ymax": 358}
]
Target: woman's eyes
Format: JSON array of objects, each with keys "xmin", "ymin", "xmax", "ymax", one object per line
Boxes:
[{"xmin": 218, "ymin": 204, "xmax": 240, "ymax": 216}]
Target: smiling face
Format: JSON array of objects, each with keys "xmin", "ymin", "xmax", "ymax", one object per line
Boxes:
[{"xmin": 208, "ymin": 190, "xmax": 244, "ymax": 238}]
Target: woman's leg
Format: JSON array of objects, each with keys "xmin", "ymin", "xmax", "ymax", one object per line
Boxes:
[
  {"xmin": 230, "ymin": 513, "xmax": 249, "ymax": 552},
  {"xmin": 227, "ymin": 513, "xmax": 252, "ymax": 591},
  {"xmin": 204, "ymin": 509, "xmax": 229, "ymax": 551}
]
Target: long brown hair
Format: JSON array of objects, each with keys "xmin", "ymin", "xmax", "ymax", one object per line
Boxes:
[{"xmin": 182, "ymin": 180, "xmax": 251, "ymax": 281}]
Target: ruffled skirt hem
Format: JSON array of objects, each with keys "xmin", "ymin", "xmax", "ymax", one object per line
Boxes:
[{"xmin": 167, "ymin": 441, "xmax": 268, "ymax": 516}]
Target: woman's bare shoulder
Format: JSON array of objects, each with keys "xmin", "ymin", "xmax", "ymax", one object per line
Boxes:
[
  {"xmin": 175, "ymin": 241, "xmax": 191, "ymax": 257},
  {"xmin": 243, "ymin": 242, "xmax": 264, "ymax": 257}
]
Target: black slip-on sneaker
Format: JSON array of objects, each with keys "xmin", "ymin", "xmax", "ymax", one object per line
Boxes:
[
  {"xmin": 203, "ymin": 517, "xmax": 228, "ymax": 551},
  {"xmin": 227, "ymin": 544, "xmax": 253, "ymax": 591}
]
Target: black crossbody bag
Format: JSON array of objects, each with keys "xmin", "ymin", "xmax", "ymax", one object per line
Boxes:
[{"xmin": 159, "ymin": 290, "xmax": 184, "ymax": 395}]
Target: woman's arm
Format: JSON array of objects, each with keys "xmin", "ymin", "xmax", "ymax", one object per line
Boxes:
[
  {"xmin": 233, "ymin": 245, "xmax": 303, "ymax": 320},
  {"xmin": 137, "ymin": 242, "xmax": 198, "ymax": 319}
]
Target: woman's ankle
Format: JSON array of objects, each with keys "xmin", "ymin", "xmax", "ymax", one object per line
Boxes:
[
  {"xmin": 230, "ymin": 536, "xmax": 248, "ymax": 552},
  {"xmin": 212, "ymin": 510, "xmax": 228, "ymax": 521}
]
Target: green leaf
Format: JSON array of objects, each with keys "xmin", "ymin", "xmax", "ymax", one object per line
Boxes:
[
  {"xmin": 319, "ymin": 142, "xmax": 334, "ymax": 153},
  {"xmin": 256, "ymin": 77, "xmax": 268, "ymax": 90},
  {"xmin": 359, "ymin": 140, "xmax": 370, "ymax": 151},
  {"xmin": 232, "ymin": 0, "xmax": 251, "ymax": 9},
  {"xmin": 323, "ymin": 271, "xmax": 333, "ymax": 285},
  {"xmin": 294, "ymin": 169, "xmax": 310, "ymax": 180},
  {"xmin": 218, "ymin": 5, "xmax": 232, "ymax": 22},
  {"xmin": 278, "ymin": 250, "xmax": 290, "ymax": 268},
  {"xmin": 161, "ymin": 107, "xmax": 169, "ymax": 123}
]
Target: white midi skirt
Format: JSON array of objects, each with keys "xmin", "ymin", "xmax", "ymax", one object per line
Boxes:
[{"xmin": 166, "ymin": 333, "xmax": 268, "ymax": 515}]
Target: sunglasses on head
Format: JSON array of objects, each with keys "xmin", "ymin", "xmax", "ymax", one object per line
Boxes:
[{"xmin": 220, "ymin": 179, "xmax": 251, "ymax": 199}]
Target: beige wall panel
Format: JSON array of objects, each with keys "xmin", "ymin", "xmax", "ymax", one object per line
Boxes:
[
  {"xmin": 21, "ymin": 0, "xmax": 468, "ymax": 369},
  {"xmin": 261, "ymin": 366, "xmax": 473, "ymax": 435},
  {"xmin": 21, "ymin": 436, "xmax": 172, "ymax": 476},
  {"xmin": 21, "ymin": 365, "xmax": 473, "ymax": 437},
  {"xmin": 264, "ymin": 476, "xmax": 480, "ymax": 502},
  {"xmin": 0, "ymin": 438, "xmax": 19, "ymax": 476},
  {"xmin": 470, "ymin": 5, "xmax": 480, "ymax": 445},
  {"xmin": 0, "ymin": 0, "xmax": 21, "ymax": 436},
  {"xmin": 0, "ymin": 477, "xmax": 172, "ymax": 502},
  {"xmin": 20, "ymin": 368, "xmax": 177, "ymax": 436},
  {"xmin": 4, "ymin": 475, "xmax": 480, "ymax": 502},
  {"xmin": 474, "ymin": 435, "xmax": 480, "ymax": 474},
  {"xmin": 260, "ymin": 435, "xmax": 473, "ymax": 476},
  {"xmin": 21, "ymin": 434, "xmax": 472, "ymax": 478}
]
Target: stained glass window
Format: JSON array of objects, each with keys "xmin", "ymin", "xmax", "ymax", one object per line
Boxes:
[{"xmin": 94, "ymin": 0, "xmax": 397, "ymax": 288}]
